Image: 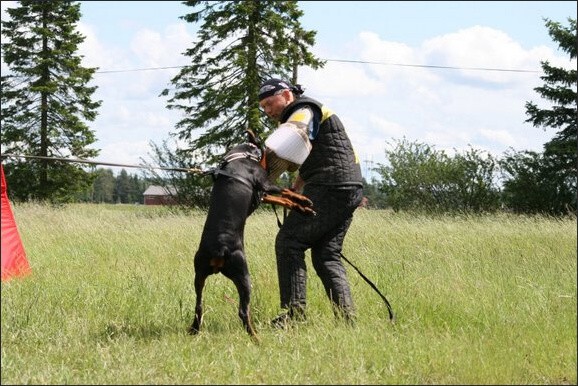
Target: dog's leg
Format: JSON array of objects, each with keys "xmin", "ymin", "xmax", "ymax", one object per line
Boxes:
[
  {"xmin": 189, "ymin": 272, "xmax": 207, "ymax": 335},
  {"xmin": 232, "ymin": 274, "xmax": 258, "ymax": 340},
  {"xmin": 221, "ymin": 255, "xmax": 259, "ymax": 341}
]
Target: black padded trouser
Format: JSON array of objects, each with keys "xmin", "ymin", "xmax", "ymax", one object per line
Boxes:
[{"xmin": 275, "ymin": 184, "xmax": 363, "ymax": 315}]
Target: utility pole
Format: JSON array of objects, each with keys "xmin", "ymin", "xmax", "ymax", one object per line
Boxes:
[{"xmin": 364, "ymin": 158, "xmax": 374, "ymax": 180}]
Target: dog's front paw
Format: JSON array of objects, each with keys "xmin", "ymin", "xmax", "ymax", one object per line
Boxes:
[
  {"xmin": 280, "ymin": 188, "xmax": 313, "ymax": 207},
  {"xmin": 293, "ymin": 204, "xmax": 316, "ymax": 216},
  {"xmin": 262, "ymin": 194, "xmax": 316, "ymax": 216}
]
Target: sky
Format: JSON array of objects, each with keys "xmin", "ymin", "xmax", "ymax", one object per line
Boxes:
[{"xmin": 1, "ymin": 1, "xmax": 576, "ymax": 180}]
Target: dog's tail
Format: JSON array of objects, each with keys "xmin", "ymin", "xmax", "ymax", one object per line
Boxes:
[{"xmin": 210, "ymin": 247, "xmax": 233, "ymax": 273}]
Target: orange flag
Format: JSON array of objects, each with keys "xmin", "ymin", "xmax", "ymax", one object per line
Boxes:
[{"xmin": 1, "ymin": 164, "xmax": 31, "ymax": 281}]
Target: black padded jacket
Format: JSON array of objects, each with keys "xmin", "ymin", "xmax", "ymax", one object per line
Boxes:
[{"xmin": 279, "ymin": 96, "xmax": 363, "ymax": 187}]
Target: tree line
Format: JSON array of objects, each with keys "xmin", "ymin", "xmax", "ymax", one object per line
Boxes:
[
  {"xmin": 73, "ymin": 168, "xmax": 151, "ymax": 204},
  {"xmin": 1, "ymin": 1, "xmax": 576, "ymax": 216}
]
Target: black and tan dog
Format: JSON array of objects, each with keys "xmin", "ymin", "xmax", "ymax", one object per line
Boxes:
[{"xmin": 189, "ymin": 130, "xmax": 315, "ymax": 341}]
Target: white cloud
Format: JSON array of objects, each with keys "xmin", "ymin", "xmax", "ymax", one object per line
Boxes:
[
  {"xmin": 301, "ymin": 61, "xmax": 383, "ymax": 98},
  {"xmin": 130, "ymin": 23, "xmax": 191, "ymax": 67},
  {"xmin": 95, "ymin": 140, "xmax": 153, "ymax": 174},
  {"xmin": 77, "ymin": 22, "xmax": 126, "ymax": 70},
  {"xmin": 479, "ymin": 128, "xmax": 517, "ymax": 148},
  {"xmin": 422, "ymin": 26, "xmax": 534, "ymax": 83},
  {"xmin": 296, "ymin": 24, "xmax": 575, "ymax": 175},
  {"xmin": 75, "ymin": 20, "xmax": 195, "ymax": 168}
]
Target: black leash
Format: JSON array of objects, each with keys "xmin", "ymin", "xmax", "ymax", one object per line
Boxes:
[
  {"xmin": 339, "ymin": 252, "xmax": 395, "ymax": 323},
  {"xmin": 272, "ymin": 206, "xmax": 395, "ymax": 323},
  {"xmin": 271, "ymin": 204, "xmax": 285, "ymax": 228},
  {"xmin": 0, "ymin": 153, "xmax": 205, "ymax": 174}
]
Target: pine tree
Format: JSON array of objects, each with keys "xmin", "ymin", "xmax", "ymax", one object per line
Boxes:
[
  {"xmin": 92, "ymin": 168, "xmax": 116, "ymax": 203},
  {"xmin": 160, "ymin": 0, "xmax": 323, "ymax": 167},
  {"xmin": 1, "ymin": 0, "xmax": 101, "ymax": 202},
  {"xmin": 522, "ymin": 17, "xmax": 577, "ymax": 214}
]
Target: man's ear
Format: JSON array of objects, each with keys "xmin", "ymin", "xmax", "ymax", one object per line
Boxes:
[{"xmin": 282, "ymin": 88, "xmax": 293, "ymax": 102}]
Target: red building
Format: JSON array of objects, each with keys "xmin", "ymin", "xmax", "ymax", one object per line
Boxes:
[{"xmin": 143, "ymin": 185, "xmax": 178, "ymax": 205}]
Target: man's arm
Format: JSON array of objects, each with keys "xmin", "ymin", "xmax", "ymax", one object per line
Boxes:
[{"xmin": 265, "ymin": 106, "xmax": 315, "ymax": 181}]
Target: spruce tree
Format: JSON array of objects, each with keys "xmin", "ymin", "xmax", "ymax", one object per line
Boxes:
[
  {"xmin": 521, "ymin": 17, "xmax": 577, "ymax": 214},
  {"xmin": 91, "ymin": 168, "xmax": 116, "ymax": 204},
  {"xmin": 1, "ymin": 0, "xmax": 101, "ymax": 202},
  {"xmin": 160, "ymin": 0, "xmax": 323, "ymax": 167}
]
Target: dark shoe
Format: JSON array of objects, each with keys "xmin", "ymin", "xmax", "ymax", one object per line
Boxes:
[
  {"xmin": 332, "ymin": 306, "xmax": 356, "ymax": 326},
  {"xmin": 270, "ymin": 312, "xmax": 292, "ymax": 329},
  {"xmin": 270, "ymin": 307, "xmax": 306, "ymax": 329},
  {"xmin": 341, "ymin": 312, "xmax": 357, "ymax": 327}
]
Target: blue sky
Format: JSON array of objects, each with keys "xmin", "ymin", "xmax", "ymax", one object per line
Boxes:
[
  {"xmin": 305, "ymin": 2, "xmax": 574, "ymax": 47},
  {"xmin": 1, "ymin": 1, "xmax": 576, "ymax": 179}
]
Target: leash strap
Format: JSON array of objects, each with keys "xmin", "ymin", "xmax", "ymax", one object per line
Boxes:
[
  {"xmin": 272, "ymin": 204, "xmax": 284, "ymax": 228},
  {"xmin": 0, "ymin": 153, "xmax": 204, "ymax": 174},
  {"xmin": 339, "ymin": 252, "xmax": 395, "ymax": 323}
]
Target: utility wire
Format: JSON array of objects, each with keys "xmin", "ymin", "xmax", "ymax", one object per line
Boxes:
[
  {"xmin": 93, "ymin": 58, "xmax": 542, "ymax": 75},
  {"xmin": 324, "ymin": 58, "xmax": 541, "ymax": 73},
  {"xmin": 96, "ymin": 65, "xmax": 185, "ymax": 74}
]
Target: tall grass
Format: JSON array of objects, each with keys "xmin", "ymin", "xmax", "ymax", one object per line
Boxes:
[{"xmin": 2, "ymin": 203, "xmax": 576, "ymax": 384}]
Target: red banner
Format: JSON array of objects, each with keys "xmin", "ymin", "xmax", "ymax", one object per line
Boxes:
[{"xmin": 1, "ymin": 164, "xmax": 31, "ymax": 281}]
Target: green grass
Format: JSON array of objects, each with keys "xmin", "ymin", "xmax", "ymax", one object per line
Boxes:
[{"xmin": 2, "ymin": 203, "xmax": 576, "ymax": 384}]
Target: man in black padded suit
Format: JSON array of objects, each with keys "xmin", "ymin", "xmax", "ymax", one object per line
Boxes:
[{"xmin": 258, "ymin": 78, "xmax": 364, "ymax": 327}]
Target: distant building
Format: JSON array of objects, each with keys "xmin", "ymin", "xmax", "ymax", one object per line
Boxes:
[{"xmin": 143, "ymin": 185, "xmax": 178, "ymax": 205}]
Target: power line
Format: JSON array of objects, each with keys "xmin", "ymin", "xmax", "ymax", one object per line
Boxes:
[
  {"xmin": 93, "ymin": 58, "xmax": 542, "ymax": 75},
  {"xmin": 324, "ymin": 58, "xmax": 541, "ymax": 73},
  {"xmin": 96, "ymin": 65, "xmax": 185, "ymax": 74}
]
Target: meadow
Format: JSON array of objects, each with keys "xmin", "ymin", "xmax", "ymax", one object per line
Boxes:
[{"xmin": 1, "ymin": 203, "xmax": 576, "ymax": 384}]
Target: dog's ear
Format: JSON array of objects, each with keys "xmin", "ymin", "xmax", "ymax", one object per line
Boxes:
[
  {"xmin": 246, "ymin": 128, "xmax": 267, "ymax": 168},
  {"xmin": 245, "ymin": 128, "xmax": 261, "ymax": 148}
]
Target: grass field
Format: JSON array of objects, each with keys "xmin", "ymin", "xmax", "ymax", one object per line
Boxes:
[{"xmin": 1, "ymin": 203, "xmax": 576, "ymax": 384}]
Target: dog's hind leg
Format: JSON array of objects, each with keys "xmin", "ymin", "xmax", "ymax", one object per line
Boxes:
[
  {"xmin": 232, "ymin": 274, "xmax": 257, "ymax": 338},
  {"xmin": 189, "ymin": 272, "xmax": 207, "ymax": 335},
  {"xmin": 221, "ymin": 255, "xmax": 258, "ymax": 340}
]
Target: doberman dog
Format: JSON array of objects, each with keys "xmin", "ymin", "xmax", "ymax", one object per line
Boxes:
[{"xmin": 189, "ymin": 130, "xmax": 315, "ymax": 341}]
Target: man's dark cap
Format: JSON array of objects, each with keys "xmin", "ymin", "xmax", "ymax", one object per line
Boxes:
[{"xmin": 258, "ymin": 78, "xmax": 293, "ymax": 101}]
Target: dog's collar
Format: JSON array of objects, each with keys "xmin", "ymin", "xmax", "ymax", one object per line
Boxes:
[{"xmin": 222, "ymin": 144, "xmax": 262, "ymax": 165}]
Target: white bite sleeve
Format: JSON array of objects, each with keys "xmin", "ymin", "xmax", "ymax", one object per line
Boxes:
[{"xmin": 264, "ymin": 122, "xmax": 312, "ymax": 165}]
